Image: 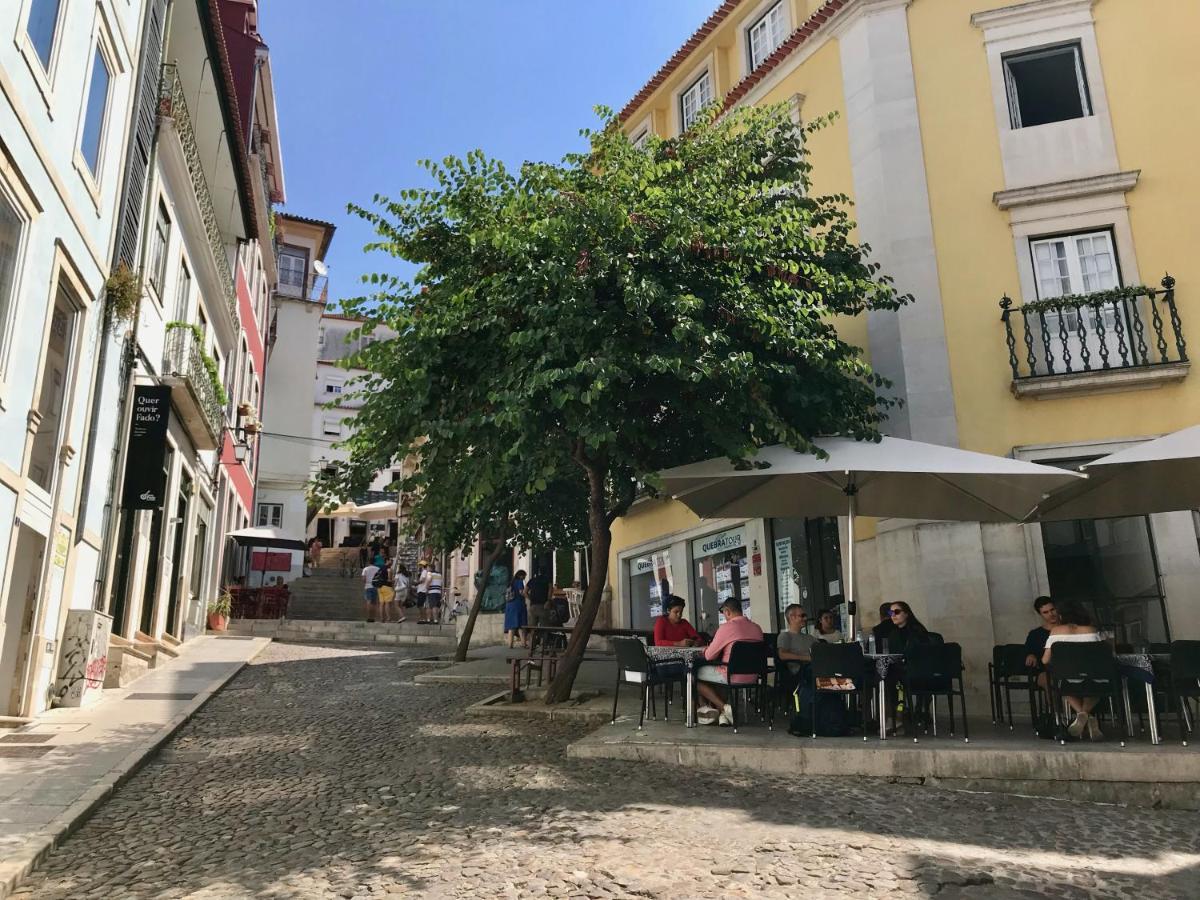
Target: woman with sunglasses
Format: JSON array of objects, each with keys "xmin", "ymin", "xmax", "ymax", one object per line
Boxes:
[{"xmin": 886, "ymin": 601, "xmax": 933, "ymax": 653}]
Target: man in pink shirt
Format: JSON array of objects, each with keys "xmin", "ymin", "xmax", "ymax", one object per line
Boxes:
[{"xmin": 697, "ymin": 597, "xmax": 764, "ymax": 726}]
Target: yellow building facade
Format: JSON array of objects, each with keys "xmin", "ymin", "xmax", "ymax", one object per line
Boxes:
[{"xmin": 607, "ymin": 0, "xmax": 1200, "ymax": 696}]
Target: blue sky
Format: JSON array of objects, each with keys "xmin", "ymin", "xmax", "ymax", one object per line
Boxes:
[{"xmin": 263, "ymin": 0, "xmax": 717, "ymax": 307}]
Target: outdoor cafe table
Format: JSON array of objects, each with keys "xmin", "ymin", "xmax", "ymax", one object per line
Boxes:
[
  {"xmin": 1116, "ymin": 652, "xmax": 1169, "ymax": 745},
  {"xmin": 646, "ymin": 645, "xmax": 708, "ymax": 727}
]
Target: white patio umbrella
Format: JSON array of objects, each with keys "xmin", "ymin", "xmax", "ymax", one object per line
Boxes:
[
  {"xmin": 1031, "ymin": 424, "xmax": 1200, "ymax": 522},
  {"xmin": 324, "ymin": 500, "xmax": 398, "ymax": 521},
  {"xmin": 658, "ymin": 437, "xmax": 1085, "ymax": 639},
  {"xmin": 226, "ymin": 526, "xmax": 308, "ymax": 585}
]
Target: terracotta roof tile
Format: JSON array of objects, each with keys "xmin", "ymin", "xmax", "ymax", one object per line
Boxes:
[{"xmin": 619, "ymin": 0, "xmax": 849, "ymax": 125}]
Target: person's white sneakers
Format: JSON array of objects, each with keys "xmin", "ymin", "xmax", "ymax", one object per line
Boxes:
[
  {"xmin": 1067, "ymin": 712, "xmax": 1089, "ymax": 738},
  {"xmin": 697, "ymin": 708, "xmax": 720, "ymax": 726},
  {"xmin": 719, "ymin": 704, "xmax": 735, "ymax": 727}
]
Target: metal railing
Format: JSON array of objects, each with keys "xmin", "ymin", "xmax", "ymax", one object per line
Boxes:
[
  {"xmin": 276, "ymin": 271, "xmax": 328, "ymax": 302},
  {"xmin": 163, "ymin": 326, "xmax": 224, "ymax": 440},
  {"xmin": 158, "ymin": 63, "xmax": 239, "ymax": 327},
  {"xmin": 1000, "ymin": 275, "xmax": 1187, "ymax": 380}
]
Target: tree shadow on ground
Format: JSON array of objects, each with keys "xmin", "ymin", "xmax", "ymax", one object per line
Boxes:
[{"xmin": 19, "ymin": 642, "xmax": 1200, "ymax": 899}]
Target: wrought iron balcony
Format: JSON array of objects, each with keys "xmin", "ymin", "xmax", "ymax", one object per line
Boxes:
[
  {"xmin": 158, "ymin": 63, "xmax": 239, "ymax": 328},
  {"xmin": 1000, "ymin": 276, "xmax": 1188, "ymax": 395},
  {"xmin": 162, "ymin": 326, "xmax": 224, "ymax": 450}
]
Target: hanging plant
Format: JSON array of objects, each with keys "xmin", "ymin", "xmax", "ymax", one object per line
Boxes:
[
  {"xmin": 165, "ymin": 321, "xmax": 230, "ymax": 406},
  {"xmin": 104, "ymin": 263, "xmax": 142, "ymax": 325}
]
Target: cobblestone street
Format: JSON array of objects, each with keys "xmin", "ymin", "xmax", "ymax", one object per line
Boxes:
[{"xmin": 15, "ymin": 642, "xmax": 1200, "ymax": 899}]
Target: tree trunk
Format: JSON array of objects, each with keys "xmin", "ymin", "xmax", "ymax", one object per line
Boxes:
[
  {"xmin": 545, "ymin": 467, "xmax": 612, "ymax": 704},
  {"xmin": 453, "ymin": 533, "xmax": 506, "ymax": 663}
]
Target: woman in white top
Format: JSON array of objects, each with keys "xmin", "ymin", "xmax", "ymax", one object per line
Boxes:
[{"xmin": 1041, "ymin": 599, "xmax": 1104, "ymax": 739}]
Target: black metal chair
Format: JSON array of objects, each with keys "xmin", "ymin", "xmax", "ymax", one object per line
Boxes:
[
  {"xmin": 724, "ymin": 641, "xmax": 772, "ymax": 734},
  {"xmin": 810, "ymin": 642, "xmax": 870, "ymax": 740},
  {"xmin": 903, "ymin": 642, "xmax": 969, "ymax": 743},
  {"xmin": 610, "ymin": 637, "xmax": 685, "ymax": 729},
  {"xmin": 989, "ymin": 643, "xmax": 1039, "ymax": 730},
  {"xmin": 1045, "ymin": 641, "xmax": 1126, "ymax": 746},
  {"xmin": 1168, "ymin": 640, "xmax": 1200, "ymax": 746}
]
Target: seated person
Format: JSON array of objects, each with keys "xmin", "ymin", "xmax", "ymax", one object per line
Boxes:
[
  {"xmin": 777, "ymin": 604, "xmax": 816, "ymax": 663},
  {"xmin": 1041, "ymin": 598, "xmax": 1103, "ymax": 739},
  {"xmin": 696, "ymin": 597, "xmax": 764, "ymax": 726},
  {"xmin": 886, "ymin": 602, "xmax": 933, "ymax": 654},
  {"xmin": 549, "ymin": 590, "xmax": 570, "ymax": 626},
  {"xmin": 871, "ymin": 602, "xmax": 895, "ymax": 648},
  {"xmin": 777, "ymin": 604, "xmax": 817, "ymax": 696},
  {"xmin": 1024, "ymin": 595, "xmax": 1058, "ymax": 669},
  {"xmin": 653, "ymin": 595, "xmax": 701, "ymax": 647},
  {"xmin": 813, "ymin": 609, "xmax": 845, "ymax": 643}
]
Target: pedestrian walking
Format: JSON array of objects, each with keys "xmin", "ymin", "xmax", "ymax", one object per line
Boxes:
[
  {"xmin": 425, "ymin": 566, "xmax": 444, "ymax": 623},
  {"xmin": 504, "ymin": 569, "xmax": 528, "ymax": 649},
  {"xmin": 415, "ymin": 561, "xmax": 432, "ymax": 623},
  {"xmin": 362, "ymin": 559, "xmax": 381, "ymax": 622}
]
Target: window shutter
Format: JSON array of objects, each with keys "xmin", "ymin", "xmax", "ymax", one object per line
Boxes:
[{"xmin": 113, "ymin": 0, "xmax": 167, "ymax": 269}]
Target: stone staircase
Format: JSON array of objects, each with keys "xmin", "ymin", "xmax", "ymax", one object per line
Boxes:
[{"xmin": 286, "ymin": 556, "xmax": 366, "ymax": 621}]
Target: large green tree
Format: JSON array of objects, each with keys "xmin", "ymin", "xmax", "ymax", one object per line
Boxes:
[{"xmin": 324, "ymin": 103, "xmax": 905, "ymax": 702}]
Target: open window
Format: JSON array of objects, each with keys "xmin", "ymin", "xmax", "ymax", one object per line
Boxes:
[{"xmin": 1003, "ymin": 43, "xmax": 1091, "ymax": 129}]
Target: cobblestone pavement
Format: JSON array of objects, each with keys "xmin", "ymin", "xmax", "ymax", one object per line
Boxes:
[{"xmin": 16, "ymin": 642, "xmax": 1200, "ymax": 899}]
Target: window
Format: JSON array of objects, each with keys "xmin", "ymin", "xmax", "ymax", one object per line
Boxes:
[
  {"xmin": 629, "ymin": 549, "xmax": 673, "ymax": 632},
  {"xmin": 317, "ymin": 325, "xmax": 325, "ymax": 347},
  {"xmin": 197, "ymin": 308, "xmax": 208, "ymax": 342},
  {"xmin": 174, "ymin": 260, "xmax": 191, "ymax": 321},
  {"xmin": 1030, "ymin": 230, "xmax": 1117, "ymax": 300},
  {"xmin": 256, "ymin": 503, "xmax": 282, "ymax": 528},
  {"xmin": 79, "ymin": 47, "xmax": 112, "ymax": 175},
  {"xmin": 679, "ymin": 71, "xmax": 713, "ymax": 132},
  {"xmin": 1004, "ymin": 43, "xmax": 1091, "ymax": 129},
  {"xmin": 325, "ymin": 378, "xmax": 343, "ymax": 395},
  {"xmin": 748, "ymin": 2, "xmax": 788, "ymax": 71},
  {"xmin": 25, "ymin": 0, "xmax": 62, "ymax": 71},
  {"xmin": 322, "ymin": 417, "xmax": 342, "ymax": 437},
  {"xmin": 278, "ymin": 246, "xmax": 307, "ymax": 297},
  {"xmin": 631, "ymin": 129, "xmax": 649, "ymax": 150},
  {"xmin": 0, "ymin": 186, "xmax": 26, "ymax": 371},
  {"xmin": 149, "ymin": 201, "xmax": 170, "ymax": 294},
  {"xmin": 28, "ymin": 281, "xmax": 79, "ymax": 491}
]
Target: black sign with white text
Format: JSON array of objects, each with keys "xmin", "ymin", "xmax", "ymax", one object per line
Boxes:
[{"xmin": 121, "ymin": 385, "xmax": 172, "ymax": 509}]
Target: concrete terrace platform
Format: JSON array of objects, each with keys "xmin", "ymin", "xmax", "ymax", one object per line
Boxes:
[
  {"xmin": 227, "ymin": 618, "xmax": 457, "ymax": 647},
  {"xmin": 568, "ymin": 717, "xmax": 1200, "ymax": 810}
]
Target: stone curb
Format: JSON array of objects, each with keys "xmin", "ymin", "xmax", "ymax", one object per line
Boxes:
[{"xmin": 0, "ymin": 637, "xmax": 271, "ymax": 900}]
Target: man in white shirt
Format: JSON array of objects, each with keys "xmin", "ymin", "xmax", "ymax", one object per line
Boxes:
[{"xmin": 362, "ymin": 562, "xmax": 381, "ymax": 622}]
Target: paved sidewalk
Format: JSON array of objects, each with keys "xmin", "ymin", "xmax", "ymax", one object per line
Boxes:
[{"xmin": 0, "ymin": 634, "xmax": 270, "ymax": 898}]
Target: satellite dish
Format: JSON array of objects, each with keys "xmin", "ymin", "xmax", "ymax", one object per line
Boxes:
[{"xmin": 312, "ymin": 260, "xmax": 328, "ymax": 276}]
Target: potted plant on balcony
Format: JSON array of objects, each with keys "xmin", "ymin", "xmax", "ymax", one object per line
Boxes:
[{"xmin": 207, "ymin": 591, "xmax": 232, "ymax": 632}]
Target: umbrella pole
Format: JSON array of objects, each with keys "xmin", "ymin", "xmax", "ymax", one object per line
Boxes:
[{"xmin": 845, "ymin": 482, "xmax": 858, "ymax": 642}]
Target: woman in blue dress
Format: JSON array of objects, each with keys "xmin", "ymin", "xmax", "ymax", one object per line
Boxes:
[{"xmin": 504, "ymin": 569, "xmax": 528, "ymax": 649}]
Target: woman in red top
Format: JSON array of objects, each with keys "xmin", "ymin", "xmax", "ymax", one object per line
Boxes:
[{"xmin": 654, "ymin": 596, "xmax": 701, "ymax": 646}]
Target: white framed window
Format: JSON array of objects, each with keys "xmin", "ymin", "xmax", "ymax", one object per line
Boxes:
[
  {"xmin": 317, "ymin": 325, "xmax": 325, "ymax": 347},
  {"xmin": 324, "ymin": 378, "xmax": 343, "ymax": 395},
  {"xmin": 747, "ymin": 1, "xmax": 788, "ymax": 71},
  {"xmin": 256, "ymin": 503, "xmax": 282, "ymax": 528},
  {"xmin": 679, "ymin": 70, "xmax": 713, "ymax": 132},
  {"xmin": 24, "ymin": 0, "xmax": 63, "ymax": 73},
  {"xmin": 631, "ymin": 129, "xmax": 650, "ymax": 150},
  {"xmin": 278, "ymin": 245, "xmax": 307, "ymax": 297},
  {"xmin": 148, "ymin": 200, "xmax": 170, "ymax": 296},
  {"xmin": 1030, "ymin": 229, "xmax": 1118, "ymax": 300},
  {"xmin": 0, "ymin": 178, "xmax": 29, "ymax": 388},
  {"xmin": 322, "ymin": 417, "xmax": 342, "ymax": 437},
  {"xmin": 1003, "ymin": 43, "xmax": 1091, "ymax": 130},
  {"xmin": 78, "ymin": 44, "xmax": 113, "ymax": 176},
  {"xmin": 173, "ymin": 259, "xmax": 191, "ymax": 321}
]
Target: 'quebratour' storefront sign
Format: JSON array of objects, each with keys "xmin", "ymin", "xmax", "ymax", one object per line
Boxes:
[{"xmin": 121, "ymin": 385, "xmax": 172, "ymax": 509}]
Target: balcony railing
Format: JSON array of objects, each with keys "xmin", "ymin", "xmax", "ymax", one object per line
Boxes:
[
  {"xmin": 163, "ymin": 325, "xmax": 224, "ymax": 448},
  {"xmin": 158, "ymin": 63, "xmax": 239, "ymax": 327},
  {"xmin": 1000, "ymin": 276, "xmax": 1187, "ymax": 382},
  {"xmin": 277, "ymin": 272, "xmax": 328, "ymax": 302}
]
